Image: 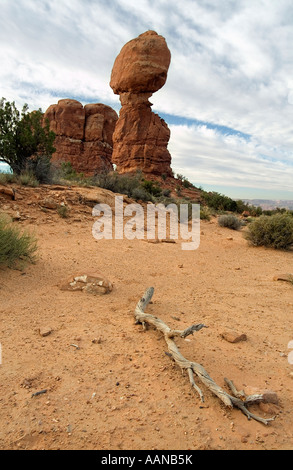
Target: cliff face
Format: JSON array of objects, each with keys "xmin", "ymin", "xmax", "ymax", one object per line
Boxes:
[
  {"xmin": 109, "ymin": 31, "xmax": 173, "ymax": 176},
  {"xmin": 44, "ymin": 99, "xmax": 118, "ymax": 175}
]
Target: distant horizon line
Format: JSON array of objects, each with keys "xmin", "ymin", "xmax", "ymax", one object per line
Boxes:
[{"xmin": 1, "ymin": 162, "xmax": 292, "ymax": 203}]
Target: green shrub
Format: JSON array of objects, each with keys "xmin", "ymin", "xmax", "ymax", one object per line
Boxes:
[
  {"xmin": 218, "ymin": 214, "xmax": 243, "ymax": 230},
  {"xmin": 131, "ymin": 186, "xmax": 153, "ymax": 202},
  {"xmin": 26, "ymin": 154, "xmax": 53, "ymax": 184},
  {"xmin": 18, "ymin": 171, "xmax": 39, "ymax": 187},
  {"xmin": 59, "ymin": 162, "xmax": 85, "ymax": 182},
  {"xmin": 245, "ymin": 214, "xmax": 293, "ymax": 249},
  {"xmin": 0, "ymin": 172, "xmax": 16, "ymax": 184},
  {"xmin": 0, "ymin": 214, "xmax": 37, "ymax": 268},
  {"xmin": 200, "ymin": 206, "xmax": 211, "ymax": 221},
  {"xmin": 141, "ymin": 180, "xmax": 162, "ymax": 197},
  {"xmin": 202, "ymin": 191, "xmax": 238, "ymax": 212},
  {"xmin": 57, "ymin": 204, "xmax": 70, "ymax": 218},
  {"xmin": 162, "ymin": 188, "xmax": 171, "ymax": 197}
]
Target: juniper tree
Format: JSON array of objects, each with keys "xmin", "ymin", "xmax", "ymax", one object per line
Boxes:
[{"xmin": 0, "ymin": 97, "xmax": 55, "ymax": 176}]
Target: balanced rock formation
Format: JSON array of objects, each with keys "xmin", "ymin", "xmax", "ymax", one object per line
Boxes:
[
  {"xmin": 44, "ymin": 99, "xmax": 118, "ymax": 175},
  {"xmin": 110, "ymin": 31, "xmax": 173, "ymax": 176}
]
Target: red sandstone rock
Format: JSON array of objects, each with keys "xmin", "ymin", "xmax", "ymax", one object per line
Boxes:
[
  {"xmin": 220, "ymin": 330, "xmax": 247, "ymax": 343},
  {"xmin": 112, "ymin": 102, "xmax": 172, "ymax": 175},
  {"xmin": 44, "ymin": 100, "xmax": 118, "ymax": 175},
  {"xmin": 110, "ymin": 31, "xmax": 172, "ymax": 176},
  {"xmin": 45, "ymin": 99, "xmax": 85, "ymax": 139},
  {"xmin": 110, "ymin": 30, "xmax": 171, "ymax": 94},
  {"xmin": 84, "ymin": 103, "xmax": 117, "ymax": 144}
]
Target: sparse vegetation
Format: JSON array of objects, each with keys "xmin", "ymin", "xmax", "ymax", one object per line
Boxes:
[
  {"xmin": 201, "ymin": 191, "xmax": 238, "ymax": 212},
  {"xmin": 200, "ymin": 206, "xmax": 212, "ymax": 220},
  {"xmin": 201, "ymin": 190, "xmax": 263, "ymax": 216},
  {"xmin": 218, "ymin": 214, "xmax": 243, "ymax": 230},
  {"xmin": 18, "ymin": 171, "xmax": 39, "ymax": 187},
  {"xmin": 245, "ymin": 213, "xmax": 293, "ymax": 250},
  {"xmin": 0, "ymin": 214, "xmax": 37, "ymax": 268},
  {"xmin": 56, "ymin": 161, "xmax": 85, "ymax": 183},
  {"xmin": 57, "ymin": 204, "xmax": 70, "ymax": 218}
]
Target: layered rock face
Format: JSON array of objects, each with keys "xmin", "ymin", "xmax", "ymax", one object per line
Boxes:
[
  {"xmin": 110, "ymin": 31, "xmax": 173, "ymax": 176},
  {"xmin": 44, "ymin": 99, "xmax": 118, "ymax": 175}
]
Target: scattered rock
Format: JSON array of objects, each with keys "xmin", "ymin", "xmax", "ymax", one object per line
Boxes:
[
  {"xmin": 0, "ymin": 185, "xmax": 15, "ymax": 200},
  {"xmin": 40, "ymin": 199, "xmax": 58, "ymax": 210},
  {"xmin": 236, "ymin": 426, "xmax": 251, "ymax": 444},
  {"xmin": 11, "ymin": 211, "xmax": 21, "ymax": 221},
  {"xmin": 92, "ymin": 337, "xmax": 103, "ymax": 344},
  {"xmin": 144, "ymin": 238, "xmax": 176, "ymax": 244},
  {"xmin": 39, "ymin": 326, "xmax": 53, "ymax": 337},
  {"xmin": 273, "ymin": 274, "xmax": 293, "ymax": 283},
  {"xmin": 220, "ymin": 330, "xmax": 247, "ymax": 343},
  {"xmin": 59, "ymin": 272, "xmax": 113, "ymax": 295}
]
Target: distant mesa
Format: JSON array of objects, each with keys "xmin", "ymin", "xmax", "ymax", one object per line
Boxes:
[
  {"xmin": 44, "ymin": 99, "xmax": 118, "ymax": 175},
  {"xmin": 110, "ymin": 30, "xmax": 173, "ymax": 177}
]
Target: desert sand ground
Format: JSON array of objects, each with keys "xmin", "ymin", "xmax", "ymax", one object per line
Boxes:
[{"xmin": 0, "ymin": 183, "xmax": 293, "ymax": 450}]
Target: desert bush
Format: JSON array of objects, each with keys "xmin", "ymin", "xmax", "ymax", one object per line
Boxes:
[
  {"xmin": 245, "ymin": 214, "xmax": 293, "ymax": 249},
  {"xmin": 91, "ymin": 172, "xmax": 160, "ymax": 202},
  {"xmin": 201, "ymin": 191, "xmax": 238, "ymax": 212},
  {"xmin": 26, "ymin": 154, "xmax": 54, "ymax": 184},
  {"xmin": 162, "ymin": 188, "xmax": 171, "ymax": 197},
  {"xmin": 57, "ymin": 204, "xmax": 70, "ymax": 218},
  {"xmin": 141, "ymin": 179, "xmax": 162, "ymax": 197},
  {"xmin": 200, "ymin": 206, "xmax": 211, "ymax": 221},
  {"xmin": 0, "ymin": 214, "xmax": 37, "ymax": 268},
  {"xmin": 0, "ymin": 172, "xmax": 17, "ymax": 184},
  {"xmin": 131, "ymin": 186, "xmax": 153, "ymax": 202},
  {"xmin": 218, "ymin": 214, "xmax": 243, "ymax": 230},
  {"xmin": 58, "ymin": 162, "xmax": 85, "ymax": 182},
  {"xmin": 18, "ymin": 171, "xmax": 39, "ymax": 187}
]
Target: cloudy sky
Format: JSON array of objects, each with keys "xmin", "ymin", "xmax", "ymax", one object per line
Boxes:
[{"xmin": 0, "ymin": 0, "xmax": 292, "ymax": 200}]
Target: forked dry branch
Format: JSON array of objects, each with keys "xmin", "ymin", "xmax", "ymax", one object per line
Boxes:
[{"xmin": 134, "ymin": 287, "xmax": 276, "ymax": 425}]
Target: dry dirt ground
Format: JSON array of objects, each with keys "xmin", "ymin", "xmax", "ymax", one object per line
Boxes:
[{"xmin": 0, "ymin": 184, "xmax": 293, "ymax": 450}]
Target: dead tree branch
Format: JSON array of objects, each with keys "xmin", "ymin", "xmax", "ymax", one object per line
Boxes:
[{"xmin": 134, "ymin": 287, "xmax": 275, "ymax": 425}]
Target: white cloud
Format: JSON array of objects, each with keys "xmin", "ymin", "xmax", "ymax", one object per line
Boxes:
[
  {"xmin": 169, "ymin": 124, "xmax": 293, "ymax": 196},
  {"xmin": 0, "ymin": 0, "xmax": 292, "ymax": 198}
]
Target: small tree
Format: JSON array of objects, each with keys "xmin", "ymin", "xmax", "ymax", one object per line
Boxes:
[{"xmin": 0, "ymin": 97, "xmax": 55, "ymax": 175}]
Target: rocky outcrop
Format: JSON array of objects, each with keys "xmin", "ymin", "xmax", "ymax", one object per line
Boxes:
[
  {"xmin": 110, "ymin": 31, "xmax": 173, "ymax": 176},
  {"xmin": 44, "ymin": 99, "xmax": 118, "ymax": 175}
]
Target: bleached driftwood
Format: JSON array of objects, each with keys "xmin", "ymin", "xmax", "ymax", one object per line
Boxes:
[{"xmin": 134, "ymin": 287, "xmax": 275, "ymax": 425}]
